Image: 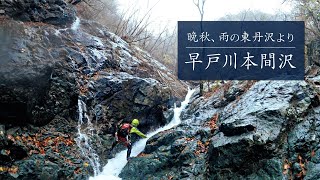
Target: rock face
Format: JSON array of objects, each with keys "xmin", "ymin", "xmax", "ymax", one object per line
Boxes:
[
  {"xmin": 0, "ymin": 118, "xmax": 87, "ymax": 180},
  {"xmin": 208, "ymin": 81, "xmax": 319, "ymax": 179},
  {"xmin": 0, "ymin": 20, "xmax": 78, "ymax": 126},
  {"xmin": 0, "ymin": 0, "xmax": 76, "ymax": 25},
  {"xmin": 0, "ymin": 1, "xmax": 186, "ymax": 179},
  {"xmin": 120, "ymin": 127, "xmax": 210, "ymax": 180},
  {"xmin": 88, "ymin": 72, "xmax": 171, "ymax": 134},
  {"xmin": 120, "ymin": 79, "xmax": 320, "ymax": 180}
]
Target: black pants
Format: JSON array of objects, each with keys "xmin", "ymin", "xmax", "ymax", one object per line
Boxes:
[{"xmin": 111, "ymin": 139, "xmax": 132, "ymax": 160}]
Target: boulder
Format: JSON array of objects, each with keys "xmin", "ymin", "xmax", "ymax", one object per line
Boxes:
[
  {"xmin": 120, "ymin": 124, "xmax": 209, "ymax": 180},
  {"xmin": 0, "ymin": 21, "xmax": 78, "ymax": 126},
  {"xmin": 87, "ymin": 72, "xmax": 171, "ymax": 133},
  {"xmin": 115, "ymin": 78, "xmax": 320, "ymax": 179}
]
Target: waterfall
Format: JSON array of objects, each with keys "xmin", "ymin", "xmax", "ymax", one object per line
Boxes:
[
  {"xmin": 71, "ymin": 17, "xmax": 81, "ymax": 31},
  {"xmin": 76, "ymin": 98, "xmax": 101, "ymax": 176},
  {"xmin": 90, "ymin": 88, "xmax": 195, "ymax": 180},
  {"xmin": 54, "ymin": 16, "xmax": 80, "ymax": 36}
]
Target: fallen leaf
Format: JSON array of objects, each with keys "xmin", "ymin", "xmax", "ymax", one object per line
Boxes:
[
  {"xmin": 7, "ymin": 134, "xmax": 15, "ymax": 142},
  {"xmin": 74, "ymin": 167, "xmax": 81, "ymax": 174},
  {"xmin": 283, "ymin": 163, "xmax": 290, "ymax": 170},
  {"xmin": 27, "ymin": 136, "xmax": 33, "ymax": 141},
  {"xmin": 8, "ymin": 166, "xmax": 18, "ymax": 174},
  {"xmin": 0, "ymin": 166, "xmax": 8, "ymax": 172},
  {"xmin": 39, "ymin": 148, "xmax": 45, "ymax": 155}
]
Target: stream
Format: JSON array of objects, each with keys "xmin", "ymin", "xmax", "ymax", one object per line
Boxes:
[{"xmin": 90, "ymin": 88, "xmax": 195, "ymax": 180}]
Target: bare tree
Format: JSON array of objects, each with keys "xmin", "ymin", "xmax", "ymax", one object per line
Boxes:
[
  {"xmin": 193, "ymin": 0, "xmax": 206, "ymax": 96},
  {"xmin": 218, "ymin": 10, "xmax": 293, "ymax": 21},
  {"xmin": 193, "ymin": 0, "xmax": 206, "ymax": 21},
  {"xmin": 293, "ymin": 0, "xmax": 320, "ymax": 67},
  {"xmin": 76, "ymin": 0, "xmax": 180, "ymax": 72}
]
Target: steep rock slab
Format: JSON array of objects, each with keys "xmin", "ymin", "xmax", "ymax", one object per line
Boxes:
[
  {"xmin": 208, "ymin": 80, "xmax": 319, "ymax": 179},
  {"xmin": 87, "ymin": 72, "xmax": 171, "ymax": 133},
  {"xmin": 120, "ymin": 127, "xmax": 209, "ymax": 180},
  {"xmin": 0, "ymin": 20, "xmax": 78, "ymax": 126}
]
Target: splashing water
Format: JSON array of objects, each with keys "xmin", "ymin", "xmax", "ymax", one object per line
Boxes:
[
  {"xmin": 71, "ymin": 17, "xmax": 81, "ymax": 31},
  {"xmin": 54, "ymin": 17, "xmax": 80, "ymax": 36},
  {"xmin": 76, "ymin": 99, "xmax": 101, "ymax": 176},
  {"xmin": 90, "ymin": 88, "xmax": 195, "ymax": 180}
]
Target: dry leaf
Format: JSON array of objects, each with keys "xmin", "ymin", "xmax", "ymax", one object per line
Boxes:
[{"xmin": 8, "ymin": 166, "xmax": 18, "ymax": 174}]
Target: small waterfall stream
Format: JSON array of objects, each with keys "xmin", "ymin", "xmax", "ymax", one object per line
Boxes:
[
  {"xmin": 76, "ymin": 98, "xmax": 101, "ymax": 176},
  {"xmin": 90, "ymin": 88, "xmax": 195, "ymax": 180},
  {"xmin": 61, "ymin": 16, "xmax": 103, "ymax": 176},
  {"xmin": 71, "ymin": 17, "xmax": 81, "ymax": 31},
  {"xmin": 54, "ymin": 16, "xmax": 80, "ymax": 35}
]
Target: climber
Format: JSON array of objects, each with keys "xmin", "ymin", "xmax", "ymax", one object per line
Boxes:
[{"xmin": 110, "ymin": 119, "xmax": 147, "ymax": 160}]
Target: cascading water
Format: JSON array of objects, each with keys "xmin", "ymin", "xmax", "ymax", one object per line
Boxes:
[
  {"xmin": 71, "ymin": 17, "xmax": 81, "ymax": 31},
  {"xmin": 54, "ymin": 16, "xmax": 80, "ymax": 35},
  {"xmin": 76, "ymin": 98, "xmax": 101, "ymax": 176},
  {"xmin": 63, "ymin": 16, "xmax": 104, "ymax": 176},
  {"xmin": 90, "ymin": 88, "xmax": 195, "ymax": 180}
]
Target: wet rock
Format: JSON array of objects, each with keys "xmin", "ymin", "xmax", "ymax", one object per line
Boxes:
[
  {"xmin": 120, "ymin": 118, "xmax": 209, "ymax": 180},
  {"xmin": 0, "ymin": 125, "xmax": 6, "ymax": 146},
  {"xmin": 0, "ymin": 0, "xmax": 76, "ymax": 25},
  {"xmin": 118, "ymin": 77, "xmax": 320, "ymax": 180},
  {"xmin": 39, "ymin": 162, "xmax": 59, "ymax": 180},
  {"xmin": 91, "ymin": 72, "xmax": 171, "ymax": 134},
  {"xmin": 144, "ymin": 130, "xmax": 184, "ymax": 154},
  {"xmin": 243, "ymin": 158, "xmax": 283, "ymax": 180},
  {"xmin": 0, "ymin": 21, "xmax": 78, "ymax": 126},
  {"xmin": 163, "ymin": 107, "xmax": 174, "ymax": 122},
  {"xmin": 0, "ymin": 116, "xmax": 87, "ymax": 180},
  {"xmin": 213, "ymin": 81, "xmax": 245, "ymax": 108},
  {"xmin": 0, "ymin": 1, "xmax": 186, "ymax": 178},
  {"xmin": 305, "ymin": 163, "xmax": 320, "ymax": 180},
  {"xmin": 207, "ymin": 80, "xmax": 318, "ymax": 179}
]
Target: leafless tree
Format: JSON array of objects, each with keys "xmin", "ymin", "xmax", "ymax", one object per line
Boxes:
[
  {"xmin": 193, "ymin": 0, "xmax": 206, "ymax": 21},
  {"xmin": 193, "ymin": 0, "xmax": 207, "ymax": 96},
  {"xmin": 76, "ymin": 0, "xmax": 180, "ymax": 72}
]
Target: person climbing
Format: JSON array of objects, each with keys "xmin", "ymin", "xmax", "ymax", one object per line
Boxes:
[{"xmin": 110, "ymin": 119, "xmax": 147, "ymax": 160}]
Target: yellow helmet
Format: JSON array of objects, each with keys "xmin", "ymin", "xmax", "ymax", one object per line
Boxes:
[{"xmin": 131, "ymin": 119, "xmax": 139, "ymax": 127}]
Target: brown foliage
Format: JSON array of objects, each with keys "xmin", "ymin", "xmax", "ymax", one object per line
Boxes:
[
  {"xmin": 8, "ymin": 133, "xmax": 75, "ymax": 157},
  {"xmin": 194, "ymin": 140, "xmax": 210, "ymax": 156},
  {"xmin": 296, "ymin": 155, "xmax": 307, "ymax": 179},
  {"xmin": 206, "ymin": 113, "xmax": 219, "ymax": 133}
]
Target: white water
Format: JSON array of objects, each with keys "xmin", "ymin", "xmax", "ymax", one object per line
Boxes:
[
  {"xmin": 71, "ymin": 17, "xmax": 81, "ymax": 31},
  {"xmin": 90, "ymin": 88, "xmax": 195, "ymax": 180},
  {"xmin": 54, "ymin": 17, "xmax": 80, "ymax": 36},
  {"xmin": 76, "ymin": 99, "xmax": 101, "ymax": 176}
]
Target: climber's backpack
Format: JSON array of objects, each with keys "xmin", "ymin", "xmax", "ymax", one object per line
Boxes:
[{"xmin": 117, "ymin": 123, "xmax": 132, "ymax": 137}]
